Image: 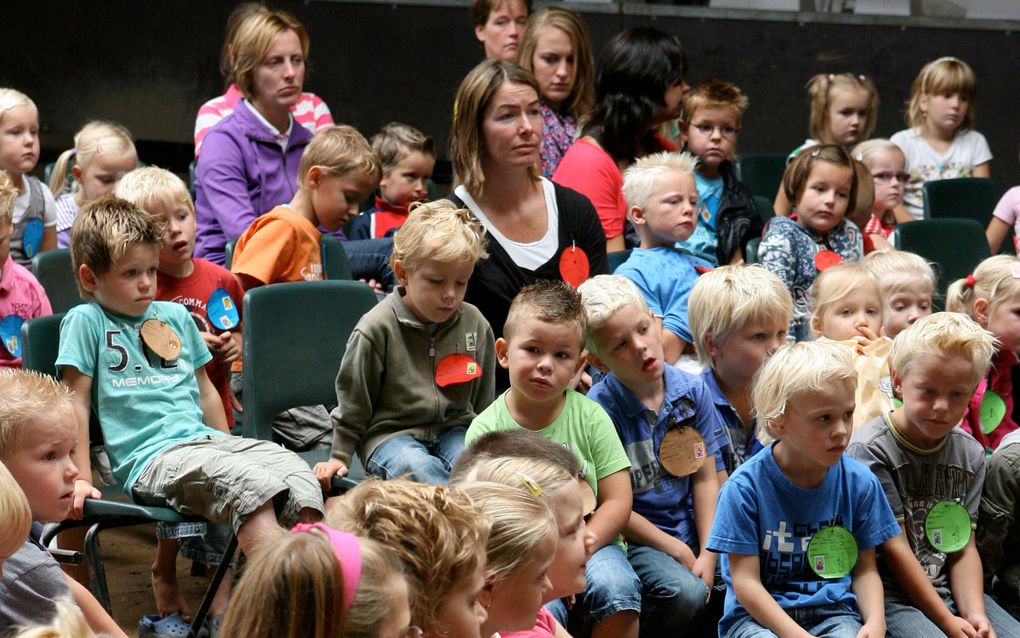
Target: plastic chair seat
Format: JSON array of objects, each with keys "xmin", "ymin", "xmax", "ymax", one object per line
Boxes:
[{"xmin": 923, "ymin": 177, "xmax": 1001, "ymax": 225}]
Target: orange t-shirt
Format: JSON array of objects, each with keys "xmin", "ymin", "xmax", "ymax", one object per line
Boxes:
[{"xmin": 231, "ymin": 205, "xmax": 324, "ymax": 285}]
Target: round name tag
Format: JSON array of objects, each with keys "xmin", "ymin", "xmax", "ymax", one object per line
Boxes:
[
  {"xmin": 979, "ymin": 391, "xmax": 1007, "ymax": 435},
  {"xmin": 0, "ymin": 314, "xmax": 24, "ymax": 357},
  {"xmin": 659, "ymin": 427, "xmax": 708, "ymax": 477},
  {"xmin": 140, "ymin": 319, "xmax": 182, "ymax": 361},
  {"xmin": 22, "ymin": 218, "xmax": 44, "ymax": 259},
  {"xmin": 925, "ymin": 500, "xmax": 971, "ymax": 553},
  {"xmin": 207, "ymin": 287, "xmax": 239, "ymax": 330},
  {"xmin": 579, "ymin": 479, "xmax": 597, "ymax": 518},
  {"xmin": 814, "ymin": 249, "xmax": 843, "ymax": 272},
  {"xmin": 808, "ymin": 525, "xmax": 858, "ymax": 579},
  {"xmin": 559, "ymin": 245, "xmax": 590, "ymax": 289},
  {"xmin": 435, "ymin": 353, "xmax": 482, "ymax": 387}
]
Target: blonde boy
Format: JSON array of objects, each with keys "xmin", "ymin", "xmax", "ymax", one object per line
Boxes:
[
  {"xmin": 467, "ymin": 280, "xmax": 638, "ymax": 638},
  {"xmin": 862, "ymin": 249, "xmax": 935, "ymax": 339},
  {"xmin": 707, "ymin": 341, "xmax": 899, "ymax": 638},
  {"xmin": 313, "ymin": 200, "xmax": 494, "ymax": 486},
  {"xmin": 231, "ymin": 125, "xmax": 381, "ymax": 290},
  {"xmin": 848, "ymin": 313, "xmax": 1020, "ymax": 636},
  {"xmin": 0, "ymin": 370, "xmax": 124, "ymax": 637},
  {"xmin": 678, "ymin": 79, "xmax": 763, "ymax": 267},
  {"xmin": 688, "ymin": 265, "xmax": 793, "ymax": 476},
  {"xmin": 580, "ymin": 274, "xmax": 723, "ymax": 634},
  {"xmin": 616, "ymin": 151, "xmax": 710, "ymax": 364}
]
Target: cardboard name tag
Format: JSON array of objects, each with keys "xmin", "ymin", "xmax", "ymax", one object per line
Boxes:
[
  {"xmin": 925, "ymin": 500, "xmax": 971, "ymax": 553},
  {"xmin": 22, "ymin": 218, "xmax": 43, "ymax": 259},
  {"xmin": 814, "ymin": 249, "xmax": 843, "ymax": 272},
  {"xmin": 435, "ymin": 354, "xmax": 482, "ymax": 387},
  {"xmin": 140, "ymin": 319, "xmax": 182, "ymax": 361},
  {"xmin": 0, "ymin": 314, "xmax": 24, "ymax": 357},
  {"xmin": 207, "ymin": 287, "xmax": 239, "ymax": 330},
  {"xmin": 808, "ymin": 525, "xmax": 858, "ymax": 579},
  {"xmin": 659, "ymin": 427, "xmax": 708, "ymax": 477},
  {"xmin": 559, "ymin": 245, "xmax": 590, "ymax": 288}
]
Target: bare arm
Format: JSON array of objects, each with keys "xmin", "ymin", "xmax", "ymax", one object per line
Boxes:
[
  {"xmin": 729, "ymin": 553, "xmax": 812, "ymax": 637},
  {"xmin": 773, "ymin": 184, "xmax": 792, "ymax": 218},
  {"xmin": 589, "ymin": 469, "xmax": 632, "ymax": 550},
  {"xmin": 68, "ymin": 575, "xmax": 128, "ymax": 638},
  {"xmin": 61, "ymin": 367, "xmax": 101, "ymax": 518},
  {"xmin": 972, "ymin": 162, "xmax": 991, "ymax": 179},
  {"xmin": 691, "ymin": 457, "xmax": 720, "ymax": 589},
  {"xmin": 623, "ymin": 510, "xmax": 695, "ymax": 568},
  {"xmin": 654, "ymin": 316, "xmax": 688, "ymax": 365},
  {"xmin": 949, "ymin": 538, "xmax": 994, "ymax": 638},
  {"xmin": 986, "ymin": 217, "xmax": 1011, "ymax": 255},
  {"xmin": 196, "ymin": 366, "xmax": 228, "ymax": 433},
  {"xmin": 40, "ymin": 226, "xmax": 57, "ymax": 253},
  {"xmin": 851, "ymin": 548, "xmax": 886, "ymax": 638},
  {"xmin": 606, "ymin": 234, "xmax": 626, "ymax": 253},
  {"xmin": 892, "ymin": 204, "xmax": 915, "ymax": 224}
]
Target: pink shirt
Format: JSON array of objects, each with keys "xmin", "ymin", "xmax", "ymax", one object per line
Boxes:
[
  {"xmin": 992, "ymin": 186, "xmax": 1020, "ymax": 254},
  {"xmin": 553, "ymin": 138, "xmax": 626, "ymax": 240},
  {"xmin": 193, "ymin": 84, "xmax": 334, "ymax": 157},
  {"xmin": 0, "ymin": 255, "xmax": 52, "ymax": 368},
  {"xmin": 498, "ymin": 607, "xmax": 558, "ymax": 638}
]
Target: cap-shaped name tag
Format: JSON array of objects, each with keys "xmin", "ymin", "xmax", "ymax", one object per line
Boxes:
[
  {"xmin": 140, "ymin": 319, "xmax": 181, "ymax": 361},
  {"xmin": 659, "ymin": 427, "xmax": 708, "ymax": 477},
  {"xmin": 814, "ymin": 249, "xmax": 843, "ymax": 272},
  {"xmin": 0, "ymin": 314, "xmax": 24, "ymax": 357},
  {"xmin": 22, "ymin": 218, "xmax": 44, "ymax": 259},
  {"xmin": 207, "ymin": 287, "xmax": 239, "ymax": 330},
  {"xmin": 559, "ymin": 245, "xmax": 590, "ymax": 288},
  {"xmin": 435, "ymin": 354, "xmax": 482, "ymax": 387},
  {"xmin": 980, "ymin": 391, "xmax": 1006, "ymax": 435}
]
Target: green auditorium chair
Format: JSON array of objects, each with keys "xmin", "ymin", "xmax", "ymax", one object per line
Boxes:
[
  {"xmin": 923, "ymin": 177, "xmax": 1001, "ymax": 226},
  {"xmin": 894, "ymin": 218, "xmax": 990, "ymax": 307},
  {"xmin": 737, "ymin": 154, "xmax": 787, "ymax": 199},
  {"xmin": 32, "ymin": 249, "xmax": 84, "ymax": 313}
]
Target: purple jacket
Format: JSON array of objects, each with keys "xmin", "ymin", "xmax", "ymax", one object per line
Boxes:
[{"xmin": 194, "ymin": 100, "xmax": 313, "ymax": 265}]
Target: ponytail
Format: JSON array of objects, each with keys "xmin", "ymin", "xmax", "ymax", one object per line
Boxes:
[{"xmin": 48, "ymin": 148, "xmax": 76, "ymax": 197}]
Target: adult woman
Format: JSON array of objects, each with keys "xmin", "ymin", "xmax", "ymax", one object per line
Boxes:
[
  {"xmin": 471, "ymin": 0, "xmax": 529, "ymax": 61},
  {"xmin": 517, "ymin": 7, "xmax": 594, "ymax": 178},
  {"xmin": 449, "ymin": 60, "xmax": 608, "ymax": 388},
  {"xmin": 553, "ymin": 27, "xmax": 689, "ymax": 252}
]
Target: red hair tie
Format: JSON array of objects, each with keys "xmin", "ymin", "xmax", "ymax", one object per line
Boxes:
[{"xmin": 965, "ymin": 274, "xmax": 976, "ymax": 288}]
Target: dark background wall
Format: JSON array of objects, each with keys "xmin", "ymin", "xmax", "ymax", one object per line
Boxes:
[{"xmin": 2, "ymin": 1, "xmax": 1017, "ymax": 187}]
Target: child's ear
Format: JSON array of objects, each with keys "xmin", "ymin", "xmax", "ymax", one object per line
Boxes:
[
  {"xmin": 71, "ymin": 164, "xmax": 83, "ymax": 184},
  {"xmin": 918, "ymin": 93, "xmax": 930, "ymax": 115},
  {"xmin": 78, "ymin": 264, "xmax": 99, "ymax": 293},
  {"xmin": 574, "ymin": 350, "xmax": 588, "ymax": 375},
  {"xmin": 972, "ymin": 297, "xmax": 990, "ymax": 326},
  {"xmin": 704, "ymin": 332, "xmax": 724, "ymax": 358},
  {"xmin": 495, "ymin": 337, "xmax": 510, "ymax": 369},
  {"xmin": 629, "ymin": 205, "xmax": 647, "ymax": 226},
  {"xmin": 587, "ymin": 350, "xmax": 609, "ymax": 373},
  {"xmin": 809, "ymin": 313, "xmax": 824, "ymax": 338},
  {"xmin": 392, "ymin": 260, "xmax": 408, "ymax": 286},
  {"xmin": 890, "ymin": 368, "xmax": 903, "ymax": 399},
  {"xmin": 306, "ymin": 165, "xmax": 323, "ymax": 189},
  {"xmin": 478, "ymin": 577, "xmax": 496, "ymax": 610}
]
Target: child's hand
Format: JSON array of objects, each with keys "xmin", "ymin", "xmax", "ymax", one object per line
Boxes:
[
  {"xmin": 964, "ymin": 612, "xmax": 994, "ymax": 638},
  {"xmin": 215, "ymin": 331, "xmax": 240, "ymax": 365},
  {"xmin": 70, "ymin": 479, "xmax": 101, "ymax": 519},
  {"xmin": 692, "ymin": 552, "xmax": 716, "ymax": 594},
  {"xmin": 850, "ymin": 325, "xmax": 880, "ymax": 350},
  {"xmin": 939, "ymin": 615, "xmax": 980, "ymax": 638},
  {"xmin": 855, "ymin": 620, "xmax": 886, "ymax": 638},
  {"xmin": 663, "ymin": 536, "xmax": 696, "ymax": 570},
  {"xmin": 312, "ymin": 459, "xmax": 349, "ymax": 492},
  {"xmin": 359, "ymin": 278, "xmax": 385, "ymax": 295}
]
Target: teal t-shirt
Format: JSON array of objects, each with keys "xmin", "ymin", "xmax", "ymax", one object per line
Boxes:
[
  {"xmin": 56, "ymin": 301, "xmax": 220, "ymax": 490},
  {"xmin": 678, "ymin": 172, "xmax": 724, "ymax": 265}
]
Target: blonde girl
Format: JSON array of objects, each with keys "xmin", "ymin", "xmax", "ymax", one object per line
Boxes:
[
  {"xmin": 946, "ymin": 255, "xmax": 1020, "ymax": 450},
  {"xmin": 862, "ymin": 249, "xmax": 935, "ymax": 339},
  {"xmin": 0, "ymin": 89, "xmax": 56, "ymax": 265},
  {"xmin": 891, "ymin": 57, "xmax": 991, "ymax": 220},
  {"xmin": 853, "ymin": 139, "xmax": 913, "ymax": 239},
  {"xmin": 774, "ymin": 73, "xmax": 877, "ymax": 216},
  {"xmin": 0, "ymin": 461, "xmax": 31, "ymax": 574},
  {"xmin": 49, "ymin": 121, "xmax": 138, "ymax": 249}
]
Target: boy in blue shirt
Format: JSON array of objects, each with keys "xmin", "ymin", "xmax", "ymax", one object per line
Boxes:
[
  {"xmin": 707, "ymin": 341, "xmax": 900, "ymax": 638},
  {"xmin": 580, "ymin": 274, "xmax": 723, "ymax": 634}
]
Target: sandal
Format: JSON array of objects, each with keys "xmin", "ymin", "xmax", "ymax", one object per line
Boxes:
[{"xmin": 138, "ymin": 612, "xmax": 191, "ymax": 638}]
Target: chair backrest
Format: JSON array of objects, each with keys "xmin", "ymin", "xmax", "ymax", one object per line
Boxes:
[
  {"xmin": 923, "ymin": 177, "xmax": 1001, "ymax": 226},
  {"xmin": 21, "ymin": 312, "xmax": 66, "ymax": 377},
  {"xmin": 224, "ymin": 239, "xmax": 236, "ymax": 270},
  {"xmin": 752, "ymin": 195, "xmax": 775, "ymax": 223},
  {"xmin": 607, "ymin": 249, "xmax": 632, "ymax": 274},
  {"xmin": 736, "ymin": 153, "xmax": 787, "ymax": 199},
  {"xmin": 894, "ymin": 218, "xmax": 991, "ymax": 304},
  {"xmin": 321, "ymin": 235, "xmax": 354, "ymax": 280},
  {"xmin": 241, "ymin": 280, "xmax": 378, "ymax": 441},
  {"xmin": 32, "ymin": 249, "xmax": 83, "ymax": 314}
]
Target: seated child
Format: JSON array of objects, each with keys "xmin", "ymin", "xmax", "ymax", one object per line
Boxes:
[
  {"xmin": 946, "ymin": 255, "xmax": 1020, "ymax": 451},
  {"xmin": 979, "ymin": 428, "xmax": 1020, "ymax": 621},
  {"xmin": 688, "ymin": 265, "xmax": 793, "ymax": 476},
  {"xmin": 219, "ymin": 523, "xmax": 415, "ymax": 638},
  {"xmin": 348, "ymin": 122, "xmax": 436, "ymax": 240},
  {"xmin": 847, "ymin": 312, "xmax": 1020, "ymax": 636},
  {"xmin": 707, "ymin": 341, "xmax": 900, "ymax": 638},
  {"xmin": 853, "ymin": 139, "xmax": 912, "ymax": 242},
  {"xmin": 0, "ymin": 370, "xmax": 125, "ymax": 637},
  {"xmin": 0, "ymin": 170, "xmax": 51, "ymax": 368},
  {"xmin": 862, "ymin": 249, "xmax": 935, "ymax": 340},
  {"xmin": 760, "ymin": 144, "xmax": 863, "ymax": 342},
  {"xmin": 313, "ymin": 200, "xmax": 494, "ymax": 486},
  {"xmin": 231, "ymin": 124, "xmax": 381, "ymax": 290},
  {"xmin": 615, "ymin": 151, "xmax": 711, "ymax": 364},
  {"xmin": 58, "ymin": 197, "xmax": 324, "ymax": 562},
  {"xmin": 579, "ymin": 274, "xmax": 723, "ymax": 633},
  {"xmin": 678, "ymin": 78, "xmax": 763, "ymax": 267},
  {"xmin": 325, "ymin": 479, "xmax": 491, "ymax": 637},
  {"xmin": 0, "ymin": 460, "xmax": 31, "ymax": 574},
  {"xmin": 466, "ymin": 280, "xmax": 639, "ymax": 638},
  {"xmin": 987, "ymin": 185, "xmax": 1020, "ymax": 255},
  {"xmin": 846, "ymin": 159, "xmax": 885, "ymax": 254}
]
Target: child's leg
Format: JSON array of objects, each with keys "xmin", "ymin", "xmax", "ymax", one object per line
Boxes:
[
  {"xmin": 726, "ymin": 615, "xmax": 780, "ymax": 638},
  {"xmin": 799, "ymin": 604, "xmax": 862, "ymax": 638},
  {"xmin": 577, "ymin": 545, "xmax": 641, "ymax": 638},
  {"xmin": 430, "ymin": 426, "xmax": 467, "ymax": 475},
  {"xmin": 151, "ymin": 520, "xmax": 205, "ymax": 618},
  {"xmin": 883, "ymin": 600, "xmax": 942, "ymax": 637},
  {"xmin": 367, "ymin": 434, "xmax": 453, "ymax": 484},
  {"xmin": 984, "ymin": 593, "xmax": 1020, "ymax": 634},
  {"xmin": 626, "ymin": 544, "xmax": 708, "ymax": 633}
]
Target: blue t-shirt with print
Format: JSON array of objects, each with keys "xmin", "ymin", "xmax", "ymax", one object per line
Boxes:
[
  {"xmin": 588, "ymin": 364, "xmax": 723, "ymax": 544},
  {"xmin": 678, "ymin": 173, "xmax": 725, "ymax": 265},
  {"xmin": 706, "ymin": 443, "xmax": 899, "ymax": 638},
  {"xmin": 700, "ymin": 366, "xmax": 764, "ymax": 475},
  {"xmin": 615, "ymin": 247, "xmax": 712, "ymax": 344}
]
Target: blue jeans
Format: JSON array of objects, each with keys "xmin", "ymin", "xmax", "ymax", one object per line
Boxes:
[
  {"xmin": 547, "ymin": 544, "xmax": 642, "ymax": 631},
  {"xmin": 343, "ymin": 238, "xmax": 395, "ymax": 291},
  {"xmin": 628, "ymin": 544, "xmax": 710, "ymax": 634},
  {"xmin": 365, "ymin": 426, "xmax": 466, "ymax": 484},
  {"xmin": 727, "ymin": 602, "xmax": 862, "ymax": 638},
  {"xmin": 885, "ymin": 595, "xmax": 1020, "ymax": 637}
]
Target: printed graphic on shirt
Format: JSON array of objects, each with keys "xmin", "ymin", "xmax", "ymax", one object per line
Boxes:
[
  {"xmin": 104, "ymin": 328, "xmax": 190, "ymax": 389},
  {"xmin": 760, "ymin": 515, "xmax": 847, "ymax": 592}
]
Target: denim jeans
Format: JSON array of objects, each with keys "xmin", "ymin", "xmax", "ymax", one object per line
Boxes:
[
  {"xmin": 727, "ymin": 602, "xmax": 862, "ymax": 638},
  {"xmin": 365, "ymin": 426, "xmax": 466, "ymax": 484},
  {"xmin": 627, "ymin": 544, "xmax": 710, "ymax": 635},
  {"xmin": 546, "ymin": 543, "xmax": 642, "ymax": 632},
  {"xmin": 885, "ymin": 595, "xmax": 1020, "ymax": 637},
  {"xmin": 343, "ymin": 238, "xmax": 395, "ymax": 291}
]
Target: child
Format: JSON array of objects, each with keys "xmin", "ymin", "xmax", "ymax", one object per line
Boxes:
[
  {"xmin": 774, "ymin": 73, "xmax": 878, "ymax": 216},
  {"xmin": 0, "ymin": 370, "xmax": 125, "ymax": 637},
  {"xmin": 219, "ymin": 523, "xmax": 415, "ymax": 638},
  {"xmin": 231, "ymin": 124, "xmax": 381, "ymax": 290},
  {"xmin": 615, "ymin": 151, "xmax": 711, "ymax": 364},
  {"xmin": 853, "ymin": 139, "xmax": 912, "ymax": 241},
  {"xmin": 9, "ymin": 598, "xmax": 91, "ymax": 638},
  {"xmin": 466, "ymin": 280, "xmax": 639, "ymax": 638},
  {"xmin": 0, "ymin": 89, "xmax": 56, "ymax": 266},
  {"xmin": 760, "ymin": 144, "xmax": 863, "ymax": 342},
  {"xmin": 707, "ymin": 341, "xmax": 900, "ymax": 638},
  {"xmin": 846, "ymin": 159, "xmax": 884, "ymax": 255},
  {"xmin": 325, "ymin": 479, "xmax": 491, "ymax": 638},
  {"xmin": 58, "ymin": 197, "xmax": 324, "ymax": 563},
  {"xmin": 0, "ymin": 461, "xmax": 31, "ymax": 574},
  {"xmin": 457, "ymin": 481, "xmax": 557, "ymax": 637},
  {"xmin": 678, "ymin": 78, "xmax": 762, "ymax": 267},
  {"xmin": 50, "ymin": 121, "xmax": 138, "ymax": 249},
  {"xmin": 862, "ymin": 249, "xmax": 935, "ymax": 339},
  {"xmin": 688, "ymin": 265, "xmax": 793, "ymax": 476},
  {"xmin": 313, "ymin": 200, "xmax": 494, "ymax": 486},
  {"xmin": 847, "ymin": 312, "xmax": 1020, "ymax": 636},
  {"xmin": 892, "ymin": 57, "xmax": 992, "ymax": 220},
  {"xmin": 946, "ymin": 255, "xmax": 1020, "ymax": 451},
  {"xmin": 0, "ymin": 170, "xmax": 52, "ymax": 368},
  {"xmin": 979, "ymin": 428, "xmax": 1020, "ymax": 621},
  {"xmin": 580, "ymin": 274, "xmax": 723, "ymax": 633},
  {"xmin": 987, "ymin": 183, "xmax": 1020, "ymax": 255},
  {"xmin": 347, "ymin": 122, "xmax": 436, "ymax": 240}
]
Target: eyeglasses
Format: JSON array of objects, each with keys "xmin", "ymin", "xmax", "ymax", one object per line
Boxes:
[
  {"xmin": 400, "ymin": 626, "xmax": 424, "ymax": 638},
  {"xmin": 872, "ymin": 171, "xmax": 910, "ymax": 183},
  {"xmin": 690, "ymin": 123, "xmax": 739, "ymax": 140}
]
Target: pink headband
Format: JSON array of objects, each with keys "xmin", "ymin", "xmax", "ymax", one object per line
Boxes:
[{"xmin": 291, "ymin": 522, "xmax": 362, "ymax": 611}]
